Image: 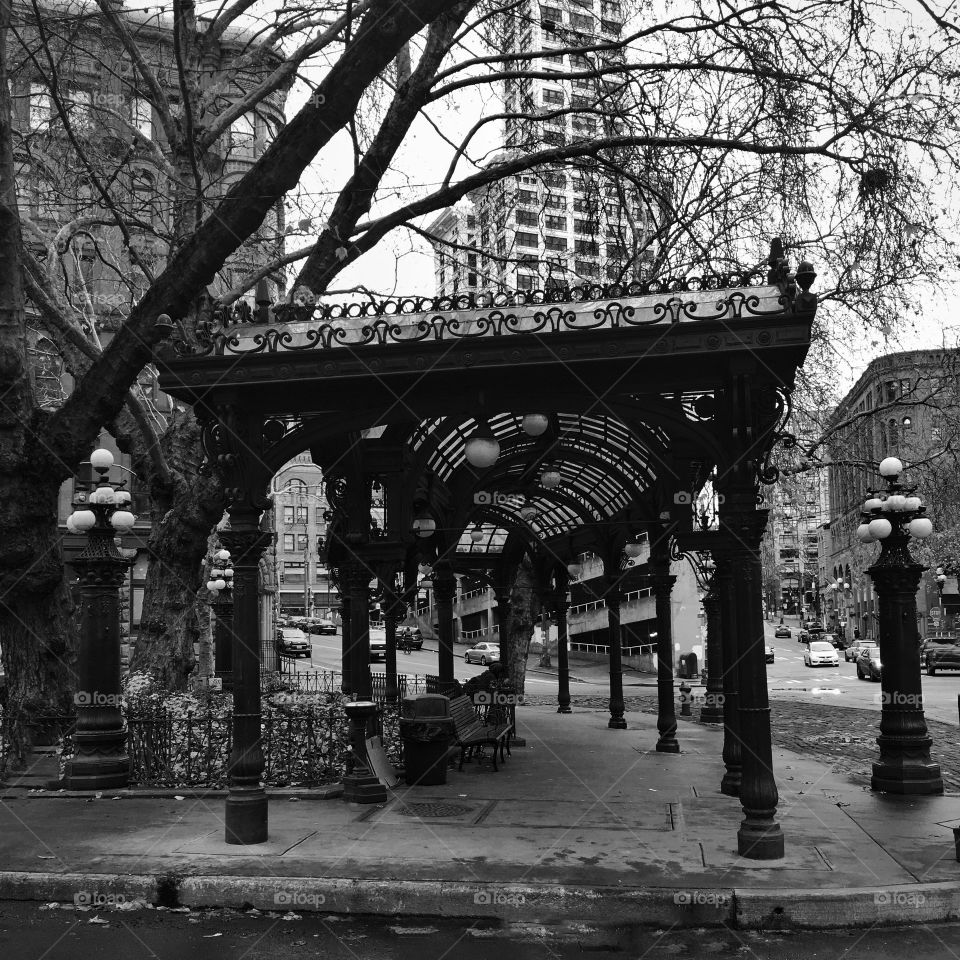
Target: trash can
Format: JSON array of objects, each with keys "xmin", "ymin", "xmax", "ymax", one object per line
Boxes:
[{"xmin": 399, "ymin": 694, "xmax": 455, "ymax": 786}]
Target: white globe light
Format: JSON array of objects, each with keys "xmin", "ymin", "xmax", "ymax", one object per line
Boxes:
[
  {"xmin": 522, "ymin": 413, "xmax": 549, "ymax": 436},
  {"xmin": 879, "ymin": 457, "xmax": 903, "ymax": 477},
  {"xmin": 114, "ymin": 490, "xmax": 132, "ymax": 505},
  {"xmin": 886, "ymin": 494, "xmax": 907, "ymax": 511},
  {"xmin": 863, "ymin": 498, "xmax": 883, "ymax": 512},
  {"xmin": 856, "ymin": 523, "xmax": 876, "ymax": 543},
  {"xmin": 465, "ymin": 435, "xmax": 500, "ymax": 468},
  {"xmin": 566, "ymin": 562, "xmax": 581, "ymax": 579},
  {"xmin": 413, "ymin": 517, "xmax": 436, "ymax": 538},
  {"xmin": 211, "ymin": 568, "xmax": 223, "ymax": 578},
  {"xmin": 904, "ymin": 496, "xmax": 922, "ymax": 510},
  {"xmin": 206, "ymin": 580, "xmax": 219, "ymax": 592},
  {"xmin": 65, "ymin": 515, "xmax": 78, "ymax": 534},
  {"xmin": 624, "ymin": 542, "xmax": 644, "ymax": 558},
  {"xmin": 110, "ymin": 510, "xmax": 136, "ymax": 532},
  {"xmin": 470, "ymin": 526, "xmax": 484, "ymax": 542},
  {"xmin": 72, "ymin": 510, "xmax": 96, "ymax": 532},
  {"xmin": 224, "ymin": 568, "xmax": 234, "ymax": 579},
  {"xmin": 541, "ymin": 469, "xmax": 561, "ymax": 489},
  {"xmin": 217, "ymin": 549, "xmax": 231, "ymax": 562},
  {"xmin": 90, "ymin": 448, "xmax": 114, "ymax": 471},
  {"xmin": 868, "ymin": 517, "xmax": 893, "ymax": 539},
  {"xmin": 214, "ymin": 578, "xmax": 227, "ymax": 590},
  {"xmin": 93, "ymin": 486, "xmax": 116, "ymax": 504},
  {"xmin": 908, "ymin": 517, "xmax": 933, "ymax": 538}
]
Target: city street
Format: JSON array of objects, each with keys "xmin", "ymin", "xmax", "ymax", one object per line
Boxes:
[{"xmin": 763, "ymin": 619, "xmax": 960, "ymax": 726}]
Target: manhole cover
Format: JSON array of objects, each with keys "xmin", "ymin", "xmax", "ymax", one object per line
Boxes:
[{"xmin": 398, "ymin": 801, "xmax": 474, "ymax": 818}]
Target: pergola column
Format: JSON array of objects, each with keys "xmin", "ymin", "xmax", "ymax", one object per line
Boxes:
[
  {"xmin": 434, "ymin": 562, "xmax": 456, "ymax": 683},
  {"xmin": 714, "ymin": 552, "xmax": 741, "ymax": 795},
  {"xmin": 699, "ymin": 580, "xmax": 723, "ymax": 724},
  {"xmin": 340, "ymin": 593, "xmax": 353, "ymax": 694},
  {"xmin": 383, "ymin": 587, "xmax": 405, "ymax": 704},
  {"xmin": 726, "ymin": 495, "xmax": 783, "ymax": 860},
  {"xmin": 604, "ymin": 573, "xmax": 627, "ymax": 729},
  {"xmin": 651, "ymin": 557, "xmax": 679, "ymax": 753},
  {"xmin": 344, "ymin": 559, "xmax": 373, "ymax": 701},
  {"xmin": 553, "ymin": 584, "xmax": 572, "ymax": 714},
  {"xmin": 220, "ymin": 514, "xmax": 271, "ymax": 845}
]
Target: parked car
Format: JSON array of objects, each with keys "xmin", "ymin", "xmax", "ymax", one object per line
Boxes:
[
  {"xmin": 922, "ymin": 635, "xmax": 960, "ymax": 675},
  {"xmin": 845, "ymin": 639, "xmax": 873, "ymax": 662},
  {"xmin": 820, "ymin": 632, "xmax": 842, "ymax": 649},
  {"xmin": 774, "ymin": 625, "xmax": 791, "ymax": 639},
  {"xmin": 855, "ymin": 644, "xmax": 882, "ymax": 681},
  {"xmin": 367, "ymin": 627, "xmax": 387, "ymax": 661},
  {"xmin": 465, "ymin": 642, "xmax": 500, "ymax": 665},
  {"xmin": 277, "ymin": 626, "xmax": 311, "ymax": 658},
  {"xmin": 803, "ymin": 640, "xmax": 839, "ymax": 667},
  {"xmin": 397, "ymin": 626, "xmax": 423, "ymax": 651},
  {"xmin": 304, "ymin": 618, "xmax": 337, "ymax": 635},
  {"xmin": 765, "ymin": 644, "xmax": 775, "ymax": 664}
]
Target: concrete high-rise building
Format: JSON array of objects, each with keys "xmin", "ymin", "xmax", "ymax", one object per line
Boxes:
[{"xmin": 428, "ymin": 0, "xmax": 663, "ymax": 295}]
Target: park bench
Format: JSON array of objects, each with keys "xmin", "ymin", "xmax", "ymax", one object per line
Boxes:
[{"xmin": 448, "ymin": 695, "xmax": 513, "ymax": 771}]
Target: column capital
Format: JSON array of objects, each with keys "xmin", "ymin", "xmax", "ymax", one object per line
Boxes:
[{"xmin": 220, "ymin": 529, "xmax": 271, "ymax": 566}]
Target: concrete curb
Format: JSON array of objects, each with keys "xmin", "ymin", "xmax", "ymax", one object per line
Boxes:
[
  {"xmin": 0, "ymin": 785, "xmax": 344, "ymax": 801},
  {"xmin": 2, "ymin": 871, "xmax": 960, "ymax": 929}
]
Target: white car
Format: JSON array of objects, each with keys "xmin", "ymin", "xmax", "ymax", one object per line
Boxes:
[
  {"xmin": 368, "ymin": 626, "xmax": 387, "ymax": 661},
  {"xmin": 465, "ymin": 642, "xmax": 500, "ymax": 665},
  {"xmin": 804, "ymin": 640, "xmax": 839, "ymax": 667}
]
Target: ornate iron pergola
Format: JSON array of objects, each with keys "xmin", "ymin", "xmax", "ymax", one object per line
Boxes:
[{"xmin": 156, "ymin": 245, "xmax": 817, "ymax": 858}]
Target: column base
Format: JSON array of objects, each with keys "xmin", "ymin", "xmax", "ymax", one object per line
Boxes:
[
  {"xmin": 656, "ymin": 736, "xmax": 680, "ymax": 753},
  {"xmin": 557, "ymin": 704, "xmax": 572, "ymax": 714},
  {"xmin": 62, "ymin": 754, "xmax": 130, "ymax": 791},
  {"xmin": 872, "ymin": 760, "xmax": 944, "ymax": 795},
  {"xmin": 699, "ymin": 705, "xmax": 724, "ymax": 724},
  {"xmin": 225, "ymin": 787, "xmax": 269, "ymax": 844},
  {"xmin": 720, "ymin": 770, "xmax": 741, "ymax": 796},
  {"xmin": 342, "ymin": 772, "xmax": 389, "ymax": 804},
  {"xmin": 737, "ymin": 818, "xmax": 784, "ymax": 860},
  {"xmin": 608, "ymin": 716, "xmax": 627, "ymax": 729}
]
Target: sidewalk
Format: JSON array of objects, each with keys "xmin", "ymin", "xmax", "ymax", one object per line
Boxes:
[{"xmin": 1, "ymin": 704, "xmax": 958, "ymax": 930}]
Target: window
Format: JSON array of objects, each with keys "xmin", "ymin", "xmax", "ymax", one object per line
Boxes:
[
  {"xmin": 543, "ymin": 172, "xmax": 566, "ymax": 188},
  {"xmin": 517, "ymin": 209, "xmax": 538, "ymax": 227},
  {"xmin": 544, "ymin": 235, "xmax": 567, "ymax": 252},
  {"xmin": 575, "ymin": 239, "xmax": 599, "ymax": 256},
  {"xmin": 515, "ymin": 231, "xmax": 539, "ymax": 248},
  {"xmin": 543, "ymin": 88, "xmax": 564, "ymax": 105},
  {"xmin": 283, "ymin": 506, "xmax": 294, "ymax": 524},
  {"xmin": 132, "ymin": 97, "xmax": 152, "ymax": 137},
  {"xmin": 885, "ymin": 380, "xmax": 898, "ymax": 402},
  {"xmin": 231, "ymin": 113, "xmax": 256, "ymax": 154},
  {"xmin": 517, "ymin": 274, "xmax": 535, "ymax": 291},
  {"xmin": 283, "ymin": 534, "xmax": 295, "ymax": 551},
  {"xmin": 540, "ymin": 4, "xmax": 562, "ymax": 20},
  {"xmin": 283, "ymin": 561, "xmax": 305, "ymax": 582},
  {"xmin": 544, "ymin": 193, "xmax": 565, "ymax": 209},
  {"xmin": 571, "ymin": 12, "xmax": 594, "ymax": 32},
  {"xmin": 574, "ymin": 198, "xmax": 597, "ymax": 214},
  {"xmin": 297, "ymin": 533, "xmax": 309, "ymax": 551},
  {"xmin": 285, "ymin": 478, "xmax": 307, "ymax": 492},
  {"xmin": 30, "ymin": 337, "xmax": 64, "ymax": 409},
  {"xmin": 517, "ymin": 189, "xmax": 537, "ymax": 206},
  {"xmin": 576, "ymin": 260, "xmax": 599, "ymax": 278},
  {"xmin": 575, "ymin": 218, "xmax": 599, "ymax": 235},
  {"xmin": 67, "ymin": 88, "xmax": 91, "ymax": 130},
  {"xmin": 29, "ymin": 83, "xmax": 51, "ymax": 128},
  {"xmin": 544, "ymin": 129, "xmax": 566, "ymax": 146},
  {"xmin": 545, "ymin": 214, "xmax": 566, "ymax": 231}
]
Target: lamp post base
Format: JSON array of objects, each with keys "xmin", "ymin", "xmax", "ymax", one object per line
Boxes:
[
  {"xmin": 872, "ymin": 758, "xmax": 943, "ymax": 796},
  {"xmin": 608, "ymin": 716, "xmax": 627, "ymax": 729},
  {"xmin": 342, "ymin": 772, "xmax": 389, "ymax": 804},
  {"xmin": 656, "ymin": 736, "xmax": 680, "ymax": 753},
  {"xmin": 62, "ymin": 754, "xmax": 130, "ymax": 791},
  {"xmin": 737, "ymin": 820, "xmax": 785, "ymax": 860},
  {"xmin": 699, "ymin": 700, "xmax": 724, "ymax": 724},
  {"xmin": 557, "ymin": 704, "xmax": 572, "ymax": 714},
  {"xmin": 225, "ymin": 788, "xmax": 269, "ymax": 844}
]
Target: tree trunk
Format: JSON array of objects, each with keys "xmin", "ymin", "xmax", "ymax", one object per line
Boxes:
[
  {"xmin": 129, "ymin": 410, "xmax": 225, "ymax": 688},
  {"xmin": 504, "ymin": 559, "xmax": 540, "ymax": 696}
]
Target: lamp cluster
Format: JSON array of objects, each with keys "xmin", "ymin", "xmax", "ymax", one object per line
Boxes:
[
  {"xmin": 66, "ymin": 448, "xmax": 136, "ymax": 536},
  {"xmin": 856, "ymin": 457, "xmax": 933, "ymax": 544},
  {"xmin": 206, "ymin": 548, "xmax": 234, "ymax": 596}
]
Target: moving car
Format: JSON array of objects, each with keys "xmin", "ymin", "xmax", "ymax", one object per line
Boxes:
[
  {"xmin": 804, "ymin": 640, "xmax": 839, "ymax": 667},
  {"xmin": 304, "ymin": 618, "xmax": 337, "ymax": 635},
  {"xmin": 465, "ymin": 642, "xmax": 500, "ymax": 665},
  {"xmin": 844, "ymin": 639, "xmax": 874, "ymax": 662},
  {"xmin": 765, "ymin": 644, "xmax": 775, "ymax": 664},
  {"xmin": 774, "ymin": 625, "xmax": 791, "ymax": 639},
  {"xmin": 855, "ymin": 644, "xmax": 882, "ymax": 681},
  {"xmin": 277, "ymin": 626, "xmax": 311, "ymax": 658},
  {"xmin": 922, "ymin": 635, "xmax": 960, "ymax": 675},
  {"xmin": 799, "ymin": 623, "xmax": 825, "ymax": 643},
  {"xmin": 397, "ymin": 626, "xmax": 423, "ymax": 651},
  {"xmin": 369, "ymin": 627, "xmax": 387, "ymax": 661}
]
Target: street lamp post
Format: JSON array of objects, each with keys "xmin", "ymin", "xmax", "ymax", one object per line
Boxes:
[
  {"xmin": 64, "ymin": 448, "xmax": 135, "ymax": 789},
  {"xmin": 856, "ymin": 456, "xmax": 942, "ymax": 795}
]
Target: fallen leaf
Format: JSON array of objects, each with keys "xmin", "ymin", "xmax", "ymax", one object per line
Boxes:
[
  {"xmin": 281, "ymin": 911, "xmax": 302, "ymax": 921},
  {"xmin": 88, "ymin": 916, "xmax": 109, "ymax": 925},
  {"xmin": 174, "ymin": 795, "xmax": 185, "ymax": 801},
  {"xmin": 202, "ymin": 933, "xmax": 223, "ymax": 938},
  {"xmin": 37, "ymin": 855, "xmax": 55, "ymax": 860}
]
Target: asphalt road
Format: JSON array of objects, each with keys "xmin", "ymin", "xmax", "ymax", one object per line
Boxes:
[
  {"xmin": 4, "ymin": 903, "xmax": 960, "ymax": 959},
  {"xmin": 763, "ymin": 618, "xmax": 960, "ymax": 725}
]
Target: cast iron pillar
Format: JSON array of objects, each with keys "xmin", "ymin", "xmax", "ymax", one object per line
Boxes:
[
  {"xmin": 651, "ymin": 559, "xmax": 679, "ymax": 753},
  {"xmin": 868, "ymin": 528, "xmax": 943, "ymax": 794},
  {"xmin": 383, "ymin": 590, "xmax": 404, "ymax": 704},
  {"xmin": 64, "ymin": 504, "xmax": 132, "ymax": 790},
  {"xmin": 221, "ymin": 519, "xmax": 271, "ymax": 844},
  {"xmin": 340, "ymin": 593, "xmax": 353, "ymax": 694},
  {"xmin": 715, "ymin": 552, "xmax": 741, "ymax": 795},
  {"xmin": 344, "ymin": 560, "xmax": 372, "ymax": 701},
  {"xmin": 699, "ymin": 583, "xmax": 723, "ymax": 724},
  {"xmin": 727, "ymin": 498, "xmax": 784, "ymax": 860},
  {"xmin": 434, "ymin": 562, "xmax": 456, "ymax": 684},
  {"xmin": 213, "ymin": 593, "xmax": 234, "ymax": 692},
  {"xmin": 604, "ymin": 574, "xmax": 627, "ymax": 729},
  {"xmin": 553, "ymin": 584, "xmax": 572, "ymax": 714}
]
